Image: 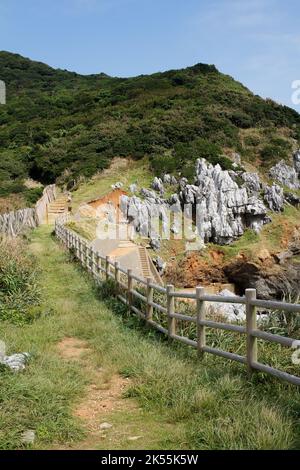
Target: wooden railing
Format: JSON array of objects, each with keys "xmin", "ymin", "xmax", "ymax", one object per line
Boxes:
[{"xmin": 55, "ymin": 217, "xmax": 300, "ymax": 386}]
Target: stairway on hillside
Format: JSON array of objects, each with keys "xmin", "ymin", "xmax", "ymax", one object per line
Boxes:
[
  {"xmin": 46, "ymin": 196, "xmax": 68, "ymax": 224},
  {"xmin": 138, "ymin": 246, "xmax": 152, "ymax": 279}
]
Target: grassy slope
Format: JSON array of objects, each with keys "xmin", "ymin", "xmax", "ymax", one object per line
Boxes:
[
  {"xmin": 0, "ymin": 225, "xmax": 300, "ymax": 449},
  {"xmin": 72, "ymin": 157, "xmax": 153, "ymax": 211},
  {"xmin": 1, "ymin": 51, "xmax": 300, "ymax": 202}
]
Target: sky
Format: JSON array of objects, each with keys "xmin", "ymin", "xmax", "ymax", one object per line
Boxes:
[{"xmin": 0, "ymin": 0, "xmax": 300, "ymax": 110}]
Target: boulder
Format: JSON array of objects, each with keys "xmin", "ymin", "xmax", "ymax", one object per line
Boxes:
[
  {"xmin": 0, "ymin": 352, "xmax": 30, "ymax": 372},
  {"xmin": 269, "ymin": 160, "xmax": 299, "ymax": 190},
  {"xmin": 208, "ymin": 289, "xmax": 246, "ymax": 322},
  {"xmin": 180, "ymin": 159, "xmax": 269, "ymax": 244},
  {"xmin": 264, "ymin": 184, "xmax": 284, "ymax": 212},
  {"xmin": 284, "ymin": 192, "xmax": 300, "ymax": 206},
  {"xmin": 293, "ymin": 149, "xmax": 300, "ymax": 176},
  {"xmin": 152, "ymin": 177, "xmax": 165, "ymax": 194},
  {"xmin": 241, "ymin": 172, "xmax": 261, "ymax": 194},
  {"xmin": 150, "ymin": 238, "xmax": 161, "ymax": 251},
  {"xmin": 232, "ymin": 152, "xmax": 241, "ymax": 165},
  {"xmin": 129, "ymin": 183, "xmax": 138, "ymax": 194},
  {"xmin": 153, "ymin": 256, "xmax": 166, "ymax": 274},
  {"xmin": 111, "ymin": 182, "xmax": 123, "ymax": 190}
]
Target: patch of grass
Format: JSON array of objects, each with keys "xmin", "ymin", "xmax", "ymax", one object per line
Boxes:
[
  {"xmin": 0, "ymin": 236, "xmax": 41, "ymax": 324},
  {"xmin": 72, "ymin": 158, "xmax": 153, "ymax": 210}
]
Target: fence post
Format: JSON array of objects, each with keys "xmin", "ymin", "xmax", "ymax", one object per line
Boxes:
[
  {"xmin": 91, "ymin": 248, "xmax": 96, "ymax": 276},
  {"xmin": 167, "ymin": 285, "xmax": 176, "ymax": 338},
  {"xmin": 97, "ymin": 253, "xmax": 102, "ymax": 280},
  {"xmin": 76, "ymin": 237, "xmax": 80, "ymax": 259},
  {"xmin": 105, "ymin": 256, "xmax": 110, "ymax": 281},
  {"xmin": 246, "ymin": 288, "xmax": 257, "ymax": 376},
  {"xmin": 80, "ymin": 240, "xmax": 84, "ymax": 265},
  {"xmin": 127, "ymin": 269, "xmax": 133, "ymax": 312},
  {"xmin": 196, "ymin": 286, "xmax": 206, "ymax": 358},
  {"xmin": 114, "ymin": 261, "xmax": 120, "ymax": 294},
  {"xmin": 146, "ymin": 277, "xmax": 153, "ymax": 323}
]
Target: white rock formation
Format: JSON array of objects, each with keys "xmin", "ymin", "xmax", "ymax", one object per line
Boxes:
[
  {"xmin": 180, "ymin": 159, "xmax": 269, "ymax": 244},
  {"xmin": 264, "ymin": 184, "xmax": 284, "ymax": 212},
  {"xmin": 269, "ymin": 160, "xmax": 299, "ymax": 190}
]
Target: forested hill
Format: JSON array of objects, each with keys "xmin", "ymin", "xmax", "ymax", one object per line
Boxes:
[{"xmin": 1, "ymin": 50, "xmax": 300, "ymax": 199}]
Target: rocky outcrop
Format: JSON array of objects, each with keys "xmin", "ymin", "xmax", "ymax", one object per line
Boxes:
[
  {"xmin": 269, "ymin": 160, "xmax": 299, "ymax": 190},
  {"xmin": 153, "ymin": 256, "xmax": 166, "ymax": 274},
  {"xmin": 0, "ymin": 208, "xmax": 38, "ymax": 237},
  {"xmin": 284, "ymin": 192, "xmax": 300, "ymax": 207},
  {"xmin": 121, "ymin": 157, "xmax": 299, "ymax": 249},
  {"xmin": 0, "ymin": 352, "xmax": 30, "ymax": 372},
  {"xmin": 293, "ymin": 149, "xmax": 300, "ymax": 176},
  {"xmin": 163, "ymin": 174, "xmax": 177, "ymax": 185},
  {"xmin": 0, "ymin": 184, "xmax": 56, "ymax": 237},
  {"xmin": 241, "ymin": 172, "xmax": 261, "ymax": 194},
  {"xmin": 264, "ymin": 184, "xmax": 284, "ymax": 212},
  {"xmin": 152, "ymin": 177, "xmax": 164, "ymax": 194},
  {"xmin": 120, "ymin": 194, "xmax": 169, "ymax": 240},
  {"xmin": 129, "ymin": 183, "xmax": 138, "ymax": 193},
  {"xmin": 111, "ymin": 181, "xmax": 123, "ymax": 190},
  {"xmin": 180, "ymin": 159, "xmax": 269, "ymax": 244},
  {"xmin": 225, "ymin": 247, "xmax": 300, "ymax": 300}
]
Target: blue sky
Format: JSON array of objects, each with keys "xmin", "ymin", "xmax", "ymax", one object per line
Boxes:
[{"xmin": 1, "ymin": 0, "xmax": 300, "ymax": 110}]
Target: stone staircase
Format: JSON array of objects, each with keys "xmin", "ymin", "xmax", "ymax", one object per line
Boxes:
[
  {"xmin": 138, "ymin": 246, "xmax": 152, "ymax": 279},
  {"xmin": 46, "ymin": 195, "xmax": 68, "ymax": 224}
]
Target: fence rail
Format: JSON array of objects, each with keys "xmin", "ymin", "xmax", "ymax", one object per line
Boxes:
[{"xmin": 55, "ymin": 217, "xmax": 300, "ymax": 386}]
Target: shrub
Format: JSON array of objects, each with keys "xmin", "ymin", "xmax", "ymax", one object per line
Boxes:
[{"xmin": 0, "ymin": 237, "xmax": 41, "ymax": 324}]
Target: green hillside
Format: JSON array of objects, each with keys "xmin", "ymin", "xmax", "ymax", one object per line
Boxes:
[{"xmin": 1, "ymin": 51, "xmax": 300, "ymax": 202}]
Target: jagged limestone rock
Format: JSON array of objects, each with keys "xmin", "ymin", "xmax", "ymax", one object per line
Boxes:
[
  {"xmin": 111, "ymin": 181, "xmax": 123, "ymax": 190},
  {"xmin": 284, "ymin": 192, "xmax": 300, "ymax": 206},
  {"xmin": 232, "ymin": 152, "xmax": 241, "ymax": 165},
  {"xmin": 163, "ymin": 174, "xmax": 178, "ymax": 185},
  {"xmin": 140, "ymin": 188, "xmax": 157, "ymax": 200},
  {"xmin": 151, "ymin": 177, "xmax": 165, "ymax": 194},
  {"xmin": 179, "ymin": 177, "xmax": 188, "ymax": 190},
  {"xmin": 153, "ymin": 256, "xmax": 166, "ymax": 274},
  {"xmin": 293, "ymin": 149, "xmax": 300, "ymax": 176},
  {"xmin": 264, "ymin": 184, "xmax": 284, "ymax": 212},
  {"xmin": 180, "ymin": 159, "xmax": 269, "ymax": 244},
  {"xmin": 129, "ymin": 183, "xmax": 138, "ymax": 193},
  {"xmin": 241, "ymin": 172, "xmax": 261, "ymax": 194},
  {"xmin": 269, "ymin": 160, "xmax": 299, "ymax": 190},
  {"xmin": 121, "ymin": 159, "xmax": 276, "ymax": 247},
  {"xmin": 0, "ymin": 184, "xmax": 56, "ymax": 237},
  {"xmin": 150, "ymin": 238, "xmax": 161, "ymax": 250}
]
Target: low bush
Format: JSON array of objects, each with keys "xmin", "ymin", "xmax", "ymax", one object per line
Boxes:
[{"xmin": 0, "ymin": 236, "xmax": 41, "ymax": 324}]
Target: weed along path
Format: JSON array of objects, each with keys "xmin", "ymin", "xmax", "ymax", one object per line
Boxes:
[{"xmin": 0, "ymin": 225, "xmax": 299, "ymax": 450}]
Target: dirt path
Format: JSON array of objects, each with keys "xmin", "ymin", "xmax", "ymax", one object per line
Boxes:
[
  {"xmin": 55, "ymin": 337, "xmax": 140, "ymax": 450},
  {"xmin": 27, "ymin": 226, "xmax": 184, "ymax": 450}
]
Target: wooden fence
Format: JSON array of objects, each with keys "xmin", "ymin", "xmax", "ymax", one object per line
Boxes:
[{"xmin": 55, "ymin": 216, "xmax": 300, "ymax": 386}]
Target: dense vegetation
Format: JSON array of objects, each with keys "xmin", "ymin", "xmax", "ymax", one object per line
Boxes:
[
  {"xmin": 0, "ymin": 236, "xmax": 41, "ymax": 324},
  {"xmin": 1, "ymin": 51, "xmax": 300, "ymax": 199}
]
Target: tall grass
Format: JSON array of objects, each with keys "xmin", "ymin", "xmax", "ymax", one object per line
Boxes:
[{"xmin": 0, "ymin": 236, "xmax": 41, "ymax": 324}]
